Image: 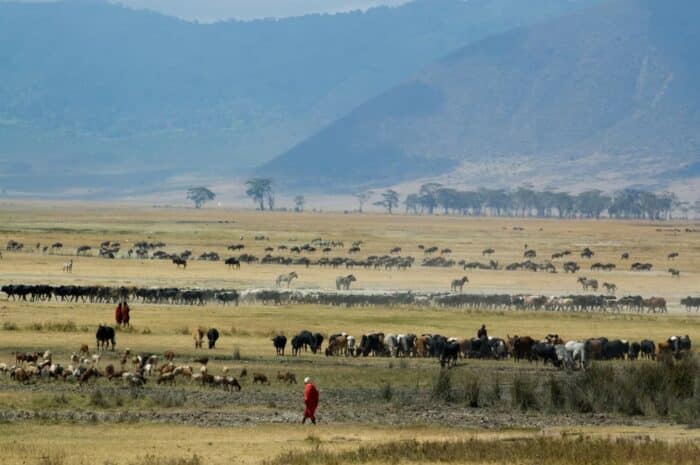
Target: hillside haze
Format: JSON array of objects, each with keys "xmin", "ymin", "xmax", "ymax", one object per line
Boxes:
[
  {"xmin": 262, "ymin": 0, "xmax": 700, "ymax": 192},
  {"xmin": 0, "ymin": 0, "xmax": 589, "ymax": 196}
]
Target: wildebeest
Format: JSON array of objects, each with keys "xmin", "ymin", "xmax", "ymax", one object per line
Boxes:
[
  {"xmin": 172, "ymin": 257, "xmax": 187, "ymax": 268},
  {"xmin": 96, "ymin": 325, "xmax": 116, "ymax": 351},
  {"xmin": 668, "ymin": 268, "xmax": 680, "ymax": 278},
  {"xmin": 272, "ymin": 335, "xmax": 287, "ymax": 355},
  {"xmin": 253, "ymin": 373, "xmax": 270, "ymax": 384},
  {"xmin": 681, "ymin": 297, "xmax": 700, "ymax": 312},
  {"xmin": 207, "ymin": 328, "xmax": 219, "ymax": 349},
  {"xmin": 482, "ymin": 248, "xmax": 495, "ymax": 256},
  {"xmin": 667, "ymin": 252, "xmax": 679, "ymax": 260},
  {"xmin": 225, "ymin": 257, "xmax": 241, "ymax": 269},
  {"xmin": 581, "ymin": 247, "xmax": 594, "ymax": 259}
]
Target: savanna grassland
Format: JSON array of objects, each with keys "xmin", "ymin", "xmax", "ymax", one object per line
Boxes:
[{"xmin": 1, "ymin": 202, "xmax": 700, "ymax": 465}]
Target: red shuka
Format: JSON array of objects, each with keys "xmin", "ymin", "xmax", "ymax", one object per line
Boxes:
[
  {"xmin": 122, "ymin": 303, "xmax": 130, "ymax": 323},
  {"xmin": 304, "ymin": 383, "xmax": 319, "ymax": 418},
  {"xmin": 114, "ymin": 303, "xmax": 123, "ymax": 324}
]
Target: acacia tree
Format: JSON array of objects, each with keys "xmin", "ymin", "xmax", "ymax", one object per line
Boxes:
[
  {"xmin": 374, "ymin": 189, "xmax": 399, "ymax": 214},
  {"xmin": 186, "ymin": 187, "xmax": 216, "ymax": 209},
  {"xmin": 245, "ymin": 178, "xmax": 274, "ymax": 211},
  {"xmin": 354, "ymin": 190, "xmax": 373, "ymax": 213},
  {"xmin": 294, "ymin": 195, "xmax": 305, "ymax": 212}
]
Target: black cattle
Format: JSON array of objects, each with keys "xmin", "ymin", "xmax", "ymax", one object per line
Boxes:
[
  {"xmin": 439, "ymin": 341, "xmax": 460, "ymax": 368},
  {"xmin": 358, "ymin": 333, "xmax": 383, "ymax": 357},
  {"xmin": 669, "ymin": 335, "xmax": 692, "ymax": 354},
  {"xmin": 531, "ymin": 343, "xmax": 560, "ymax": 366},
  {"xmin": 272, "ymin": 335, "xmax": 287, "ymax": 356},
  {"xmin": 640, "ymin": 339, "xmax": 656, "ymax": 360},
  {"xmin": 207, "ymin": 328, "xmax": 219, "ymax": 349},
  {"xmin": 291, "ymin": 330, "xmax": 316, "ymax": 356},
  {"xmin": 312, "ymin": 333, "xmax": 324, "ymax": 354},
  {"xmin": 602, "ymin": 339, "xmax": 628, "ymax": 360},
  {"xmin": 96, "ymin": 325, "xmax": 116, "ymax": 351},
  {"xmin": 427, "ymin": 335, "xmax": 447, "ymax": 358},
  {"xmin": 628, "ymin": 342, "xmax": 641, "ymax": 360}
]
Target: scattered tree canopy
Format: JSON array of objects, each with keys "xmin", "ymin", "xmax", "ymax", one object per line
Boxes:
[
  {"xmin": 374, "ymin": 189, "xmax": 400, "ymax": 214},
  {"xmin": 186, "ymin": 187, "xmax": 216, "ymax": 209},
  {"xmin": 245, "ymin": 178, "xmax": 275, "ymax": 211}
]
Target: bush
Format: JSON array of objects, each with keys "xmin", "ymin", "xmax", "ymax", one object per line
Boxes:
[
  {"xmin": 149, "ymin": 389, "xmax": 187, "ymax": 408},
  {"xmin": 2, "ymin": 321, "xmax": 18, "ymax": 331},
  {"xmin": 380, "ymin": 383, "xmax": 393, "ymax": 402},
  {"xmin": 511, "ymin": 374, "xmax": 538, "ymax": 411},
  {"xmin": 485, "ymin": 374, "xmax": 502, "ymax": 405},
  {"xmin": 432, "ymin": 369, "xmax": 453, "ymax": 403},
  {"xmin": 459, "ymin": 374, "xmax": 481, "ymax": 408},
  {"xmin": 130, "ymin": 455, "xmax": 201, "ymax": 465}
]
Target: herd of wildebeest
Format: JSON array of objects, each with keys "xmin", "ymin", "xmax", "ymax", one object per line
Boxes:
[
  {"xmin": 1, "ymin": 235, "xmax": 699, "ymax": 314},
  {"xmin": 3, "ymin": 284, "xmax": 699, "ymax": 313}
]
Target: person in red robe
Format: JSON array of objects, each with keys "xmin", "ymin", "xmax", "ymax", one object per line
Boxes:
[
  {"xmin": 114, "ymin": 302, "xmax": 123, "ymax": 327},
  {"xmin": 303, "ymin": 377, "xmax": 319, "ymax": 424},
  {"xmin": 121, "ymin": 301, "xmax": 131, "ymax": 327}
]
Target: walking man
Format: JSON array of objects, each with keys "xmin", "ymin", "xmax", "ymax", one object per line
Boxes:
[{"xmin": 302, "ymin": 377, "xmax": 319, "ymax": 424}]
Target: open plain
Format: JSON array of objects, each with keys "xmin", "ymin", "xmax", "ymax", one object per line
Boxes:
[{"xmin": 1, "ymin": 203, "xmax": 700, "ymax": 465}]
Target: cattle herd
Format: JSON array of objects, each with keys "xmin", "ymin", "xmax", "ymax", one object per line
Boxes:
[
  {"xmin": 2, "ymin": 324, "xmax": 692, "ymax": 388},
  {"xmin": 274, "ymin": 330, "xmax": 692, "ymax": 369}
]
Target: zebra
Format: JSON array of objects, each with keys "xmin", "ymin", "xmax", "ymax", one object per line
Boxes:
[
  {"xmin": 577, "ymin": 276, "xmax": 598, "ymax": 291},
  {"xmin": 336, "ymin": 274, "xmax": 356, "ymax": 290},
  {"xmin": 62, "ymin": 259, "xmax": 73, "ymax": 273},
  {"xmin": 602, "ymin": 282, "xmax": 617, "ymax": 295},
  {"xmin": 450, "ymin": 276, "xmax": 469, "ymax": 293},
  {"xmin": 276, "ymin": 272, "xmax": 298, "ymax": 288}
]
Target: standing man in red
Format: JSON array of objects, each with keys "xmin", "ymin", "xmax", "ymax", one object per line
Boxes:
[
  {"xmin": 114, "ymin": 302, "xmax": 123, "ymax": 327},
  {"xmin": 302, "ymin": 377, "xmax": 319, "ymax": 424},
  {"xmin": 121, "ymin": 300, "xmax": 131, "ymax": 328}
]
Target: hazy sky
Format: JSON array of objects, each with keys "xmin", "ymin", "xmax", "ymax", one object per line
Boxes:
[{"xmin": 109, "ymin": 0, "xmax": 413, "ymax": 22}]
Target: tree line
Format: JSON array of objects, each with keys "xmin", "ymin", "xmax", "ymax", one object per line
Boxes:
[
  {"xmin": 369, "ymin": 184, "xmax": 698, "ymax": 220},
  {"xmin": 186, "ymin": 181, "xmax": 698, "ymax": 220}
]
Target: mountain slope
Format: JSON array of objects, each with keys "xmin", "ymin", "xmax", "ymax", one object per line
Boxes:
[
  {"xmin": 0, "ymin": 0, "xmax": 590, "ymax": 196},
  {"xmin": 262, "ymin": 0, "xmax": 700, "ymax": 192}
]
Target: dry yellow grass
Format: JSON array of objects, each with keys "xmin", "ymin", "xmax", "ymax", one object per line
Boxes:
[
  {"xmin": 1, "ymin": 422, "xmax": 700, "ymax": 465},
  {"xmin": 0, "ymin": 203, "xmax": 698, "ymax": 302},
  {"xmin": 1, "ymin": 203, "xmax": 700, "ymax": 464}
]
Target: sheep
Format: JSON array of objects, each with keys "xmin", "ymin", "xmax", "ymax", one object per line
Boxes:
[{"xmin": 157, "ymin": 372, "xmax": 177, "ymax": 385}]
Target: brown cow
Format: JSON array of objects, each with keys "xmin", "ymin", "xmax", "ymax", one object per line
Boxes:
[
  {"xmin": 253, "ymin": 373, "xmax": 270, "ymax": 385},
  {"xmin": 193, "ymin": 328, "xmax": 205, "ymax": 349},
  {"xmin": 277, "ymin": 371, "xmax": 297, "ymax": 384},
  {"xmin": 415, "ymin": 335, "xmax": 430, "ymax": 357},
  {"xmin": 508, "ymin": 335, "xmax": 535, "ymax": 361}
]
